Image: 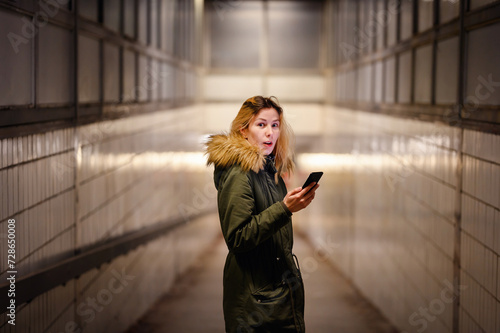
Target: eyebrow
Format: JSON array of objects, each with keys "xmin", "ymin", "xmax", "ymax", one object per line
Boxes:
[{"xmin": 256, "ymin": 118, "xmax": 280, "ymax": 122}]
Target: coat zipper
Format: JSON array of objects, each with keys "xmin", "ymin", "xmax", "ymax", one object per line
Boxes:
[
  {"xmin": 263, "ymin": 163, "xmax": 302, "ymax": 331},
  {"xmin": 261, "ymin": 168, "xmax": 283, "ymax": 282}
]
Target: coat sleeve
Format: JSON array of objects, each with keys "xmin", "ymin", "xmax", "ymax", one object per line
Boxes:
[{"xmin": 217, "ymin": 167, "xmax": 292, "ymax": 253}]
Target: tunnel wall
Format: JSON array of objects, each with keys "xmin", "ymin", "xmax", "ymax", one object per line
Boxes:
[
  {"xmin": 202, "ymin": 1, "xmax": 325, "ymax": 103},
  {"xmin": 0, "ymin": 106, "xmax": 219, "ymax": 332},
  {"xmin": 0, "ymin": 1, "xmax": 213, "ymax": 329},
  {"xmin": 1, "ymin": 1, "xmax": 499, "ymax": 332},
  {"xmin": 294, "ymin": 106, "xmax": 499, "ymax": 333},
  {"xmin": 316, "ymin": 0, "xmax": 500, "ymax": 331},
  {"xmin": 0, "ymin": 0, "xmax": 200, "ymax": 133}
]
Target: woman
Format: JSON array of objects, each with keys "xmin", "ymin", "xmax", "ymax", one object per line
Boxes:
[{"xmin": 205, "ymin": 96, "xmax": 319, "ymax": 332}]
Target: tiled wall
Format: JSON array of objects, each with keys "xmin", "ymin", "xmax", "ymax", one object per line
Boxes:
[
  {"xmin": 460, "ymin": 130, "xmax": 500, "ymax": 332},
  {"xmin": 294, "ymin": 106, "xmax": 499, "ymax": 333},
  {"xmin": 0, "ymin": 106, "xmax": 219, "ymax": 332},
  {"xmin": 1, "ymin": 102, "xmax": 498, "ymax": 332}
]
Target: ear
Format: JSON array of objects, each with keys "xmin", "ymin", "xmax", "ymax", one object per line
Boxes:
[{"xmin": 240, "ymin": 127, "xmax": 248, "ymax": 139}]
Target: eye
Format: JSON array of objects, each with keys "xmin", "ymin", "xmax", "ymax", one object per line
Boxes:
[
  {"xmin": 257, "ymin": 123, "xmax": 265, "ymax": 127},
  {"xmin": 272, "ymin": 123, "xmax": 280, "ymax": 128}
]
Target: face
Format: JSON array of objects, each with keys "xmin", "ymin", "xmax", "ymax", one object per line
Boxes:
[{"xmin": 241, "ymin": 108, "xmax": 280, "ymax": 155}]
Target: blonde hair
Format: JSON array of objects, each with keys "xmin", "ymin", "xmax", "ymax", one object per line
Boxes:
[{"xmin": 230, "ymin": 96, "xmax": 295, "ymax": 176}]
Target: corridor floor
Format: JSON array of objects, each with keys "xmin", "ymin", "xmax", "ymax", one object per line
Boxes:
[{"xmin": 126, "ymin": 233, "xmax": 398, "ymax": 333}]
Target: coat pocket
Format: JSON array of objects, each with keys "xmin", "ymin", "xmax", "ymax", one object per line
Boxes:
[
  {"xmin": 252, "ymin": 283, "xmax": 288, "ymax": 305},
  {"xmin": 245, "ymin": 283, "xmax": 296, "ymax": 330}
]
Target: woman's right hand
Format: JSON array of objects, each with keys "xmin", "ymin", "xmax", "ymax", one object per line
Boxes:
[{"xmin": 283, "ymin": 182, "xmax": 319, "ymax": 213}]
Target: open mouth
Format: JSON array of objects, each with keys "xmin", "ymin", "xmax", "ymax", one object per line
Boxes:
[{"xmin": 263, "ymin": 141, "xmax": 273, "ymax": 147}]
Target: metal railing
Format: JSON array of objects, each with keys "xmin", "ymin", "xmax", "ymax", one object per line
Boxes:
[{"xmin": 0, "ymin": 211, "xmax": 214, "ymax": 312}]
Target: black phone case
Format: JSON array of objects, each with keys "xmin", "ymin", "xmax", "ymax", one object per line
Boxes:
[{"xmin": 302, "ymin": 172, "xmax": 323, "ymax": 189}]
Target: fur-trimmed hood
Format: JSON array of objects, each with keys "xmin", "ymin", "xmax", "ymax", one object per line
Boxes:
[{"xmin": 205, "ymin": 133, "xmax": 266, "ymax": 173}]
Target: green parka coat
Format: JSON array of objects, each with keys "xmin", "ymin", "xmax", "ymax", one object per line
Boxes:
[{"xmin": 206, "ymin": 133, "xmax": 305, "ymax": 333}]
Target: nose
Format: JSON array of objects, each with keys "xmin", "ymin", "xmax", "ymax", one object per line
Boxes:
[{"xmin": 265, "ymin": 125, "xmax": 272, "ymax": 137}]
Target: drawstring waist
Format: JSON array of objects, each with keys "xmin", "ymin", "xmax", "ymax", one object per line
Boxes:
[{"xmin": 292, "ymin": 253, "xmax": 303, "ymax": 281}]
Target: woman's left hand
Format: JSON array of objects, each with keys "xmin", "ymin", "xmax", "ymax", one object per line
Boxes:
[{"xmin": 283, "ymin": 182, "xmax": 319, "ymax": 213}]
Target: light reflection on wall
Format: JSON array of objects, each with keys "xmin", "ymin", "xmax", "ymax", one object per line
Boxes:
[
  {"xmin": 297, "ymin": 153, "xmax": 384, "ymax": 171},
  {"xmin": 297, "ymin": 145, "xmax": 455, "ymax": 173},
  {"xmin": 85, "ymin": 151, "xmax": 208, "ymax": 172}
]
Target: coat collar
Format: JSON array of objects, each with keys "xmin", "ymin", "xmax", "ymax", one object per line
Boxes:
[
  {"xmin": 264, "ymin": 154, "xmax": 277, "ymax": 175},
  {"xmin": 205, "ymin": 133, "xmax": 266, "ymax": 173}
]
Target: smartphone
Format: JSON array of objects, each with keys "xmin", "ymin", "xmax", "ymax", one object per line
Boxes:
[{"xmin": 302, "ymin": 172, "xmax": 323, "ymax": 190}]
